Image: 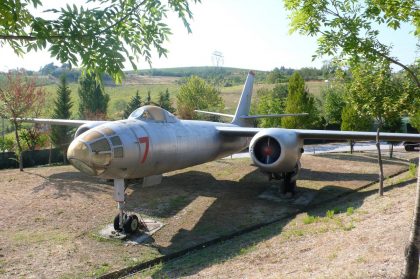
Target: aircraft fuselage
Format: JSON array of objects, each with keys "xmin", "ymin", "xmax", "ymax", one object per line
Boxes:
[{"xmin": 67, "ymin": 119, "xmax": 249, "ymax": 179}]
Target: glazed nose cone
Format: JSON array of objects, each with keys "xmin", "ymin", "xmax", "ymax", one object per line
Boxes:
[{"xmin": 67, "ymin": 140, "xmax": 97, "ymax": 176}]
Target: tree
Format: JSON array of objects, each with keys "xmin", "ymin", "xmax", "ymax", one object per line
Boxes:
[
  {"xmin": 282, "ymin": 72, "xmax": 320, "ymax": 129},
  {"xmin": 266, "ymin": 68, "xmax": 285, "ymax": 84},
  {"xmin": 341, "ymin": 103, "xmax": 372, "ymax": 153},
  {"xmin": 322, "ymin": 87, "xmax": 346, "ymax": 128},
  {"xmin": 176, "ymin": 76, "xmax": 224, "ymax": 120},
  {"xmin": 145, "ymin": 90, "xmax": 152, "ymax": 105},
  {"xmin": 347, "ymin": 61, "xmax": 405, "ymax": 129},
  {"xmin": 284, "ymin": 0, "xmax": 419, "ymax": 88},
  {"xmin": 158, "ymin": 89, "xmax": 175, "ymax": 113},
  {"xmin": 341, "ymin": 102, "xmax": 372, "ymax": 156},
  {"xmin": 341, "ymin": 104, "xmax": 372, "ymax": 132},
  {"xmin": 78, "ymin": 73, "xmax": 109, "ymax": 120},
  {"xmin": 123, "ymin": 90, "xmax": 142, "ymax": 119},
  {"xmin": 0, "ymin": 0, "xmax": 200, "ymax": 82},
  {"xmin": 20, "ymin": 127, "xmax": 48, "ymax": 151},
  {"xmin": 0, "ymin": 72, "xmax": 45, "ymax": 171},
  {"xmin": 410, "ymin": 110, "xmax": 420, "ymax": 131},
  {"xmin": 50, "ymin": 75, "xmax": 73, "ymax": 164},
  {"xmin": 255, "ymin": 86, "xmax": 286, "ymax": 128}
]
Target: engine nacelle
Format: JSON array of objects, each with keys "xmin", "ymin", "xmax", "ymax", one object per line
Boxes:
[
  {"xmin": 74, "ymin": 122, "xmax": 106, "ymax": 138},
  {"xmin": 249, "ymin": 129, "xmax": 303, "ymax": 173}
]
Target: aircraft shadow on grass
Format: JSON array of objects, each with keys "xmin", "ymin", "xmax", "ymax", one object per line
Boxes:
[
  {"xmin": 122, "ymin": 166, "xmax": 414, "ymax": 278},
  {"xmin": 146, "ymin": 174, "xmax": 415, "ymax": 278},
  {"xmin": 313, "ymin": 153, "xmax": 408, "ymax": 166},
  {"xmin": 24, "ymin": 160, "xmax": 414, "ymax": 278},
  {"xmin": 30, "ymin": 171, "xmax": 113, "ymax": 199}
]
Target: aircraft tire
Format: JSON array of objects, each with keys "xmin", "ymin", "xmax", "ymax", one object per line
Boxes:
[
  {"xmin": 113, "ymin": 213, "xmax": 127, "ymax": 232},
  {"xmin": 123, "ymin": 215, "xmax": 139, "ymax": 234}
]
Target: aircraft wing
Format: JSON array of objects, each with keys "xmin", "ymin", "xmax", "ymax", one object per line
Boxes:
[
  {"xmin": 16, "ymin": 118, "xmax": 109, "ymax": 127},
  {"xmin": 216, "ymin": 127, "xmax": 420, "ymax": 142}
]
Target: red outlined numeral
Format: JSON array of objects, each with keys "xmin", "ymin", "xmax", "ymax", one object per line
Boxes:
[{"xmin": 138, "ymin": 137, "xmax": 149, "ymax": 164}]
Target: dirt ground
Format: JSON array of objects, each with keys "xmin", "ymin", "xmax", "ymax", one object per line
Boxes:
[
  {"xmin": 148, "ymin": 169, "xmax": 418, "ymax": 279},
  {"xmin": 0, "ymin": 152, "xmax": 415, "ymax": 278}
]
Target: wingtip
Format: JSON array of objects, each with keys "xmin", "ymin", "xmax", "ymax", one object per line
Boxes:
[{"xmin": 248, "ymin": 70, "xmax": 255, "ymax": 76}]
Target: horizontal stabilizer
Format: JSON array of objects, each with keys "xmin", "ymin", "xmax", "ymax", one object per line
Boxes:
[
  {"xmin": 241, "ymin": 113, "xmax": 309, "ymax": 119},
  {"xmin": 194, "ymin": 110, "xmax": 235, "ymax": 118}
]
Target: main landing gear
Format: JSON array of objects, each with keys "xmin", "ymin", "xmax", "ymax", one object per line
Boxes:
[
  {"xmin": 268, "ymin": 162, "xmax": 301, "ymax": 196},
  {"xmin": 112, "ymin": 179, "xmax": 144, "ymax": 234}
]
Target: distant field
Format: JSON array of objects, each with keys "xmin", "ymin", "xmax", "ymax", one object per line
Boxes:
[
  {"xmin": 39, "ymin": 77, "xmax": 326, "ymax": 119},
  {"xmin": 42, "ymin": 76, "xmax": 179, "ymax": 120}
]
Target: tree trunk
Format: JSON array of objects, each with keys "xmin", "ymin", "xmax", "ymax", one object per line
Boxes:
[
  {"xmin": 12, "ymin": 119, "xmax": 23, "ymax": 171},
  {"xmin": 402, "ymin": 150, "xmax": 420, "ymax": 278},
  {"xmin": 376, "ymin": 128, "xmax": 384, "ymax": 196}
]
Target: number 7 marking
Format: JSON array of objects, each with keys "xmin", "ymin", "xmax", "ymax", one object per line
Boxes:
[{"xmin": 138, "ymin": 137, "xmax": 149, "ymax": 164}]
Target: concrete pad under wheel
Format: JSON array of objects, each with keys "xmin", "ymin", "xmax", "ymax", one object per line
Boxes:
[
  {"xmin": 98, "ymin": 218, "xmax": 165, "ymax": 245},
  {"xmin": 258, "ymin": 185, "xmax": 317, "ymax": 207}
]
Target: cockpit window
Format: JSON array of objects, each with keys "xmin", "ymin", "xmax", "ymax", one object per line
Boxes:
[
  {"xmin": 83, "ymin": 131, "xmax": 103, "ymax": 142},
  {"xmin": 128, "ymin": 105, "xmax": 176, "ymax": 122},
  {"xmin": 91, "ymin": 138, "xmax": 111, "ymax": 153},
  {"xmin": 100, "ymin": 127, "xmax": 116, "ymax": 136}
]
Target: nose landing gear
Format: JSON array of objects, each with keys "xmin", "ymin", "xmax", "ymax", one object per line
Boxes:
[{"xmin": 113, "ymin": 179, "xmax": 146, "ymax": 234}]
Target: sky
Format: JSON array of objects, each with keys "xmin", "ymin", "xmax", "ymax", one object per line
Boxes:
[{"xmin": 0, "ymin": 0, "xmax": 418, "ymax": 72}]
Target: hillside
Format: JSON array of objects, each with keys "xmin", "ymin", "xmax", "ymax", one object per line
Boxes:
[{"xmin": 0, "ymin": 67, "xmax": 327, "ymax": 123}]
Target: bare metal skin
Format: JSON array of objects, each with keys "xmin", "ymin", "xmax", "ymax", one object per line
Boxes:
[{"xmin": 20, "ymin": 71, "xmax": 420, "ymax": 234}]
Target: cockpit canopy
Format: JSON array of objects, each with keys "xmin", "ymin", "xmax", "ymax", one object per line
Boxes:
[{"xmin": 128, "ymin": 105, "xmax": 178, "ymax": 123}]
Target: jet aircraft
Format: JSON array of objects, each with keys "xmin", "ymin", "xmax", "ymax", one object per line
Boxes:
[{"xmin": 21, "ymin": 71, "xmax": 420, "ymax": 234}]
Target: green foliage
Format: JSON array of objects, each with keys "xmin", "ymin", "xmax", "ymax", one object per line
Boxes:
[
  {"xmin": 302, "ymin": 215, "xmax": 319, "ymax": 225},
  {"xmin": 78, "ymin": 73, "xmax": 109, "ymax": 119},
  {"xmin": 123, "ymin": 90, "xmax": 142, "ymax": 119},
  {"xmin": 322, "ymin": 86, "xmax": 346, "ymax": 127},
  {"xmin": 347, "ymin": 61, "xmax": 405, "ymax": 128},
  {"xmin": 298, "ymin": 67, "xmax": 323, "ymax": 80},
  {"xmin": 341, "ymin": 104, "xmax": 372, "ymax": 131},
  {"xmin": 255, "ymin": 85, "xmax": 286, "ymax": 128},
  {"xmin": 284, "ymin": 0, "xmax": 419, "ymax": 88},
  {"xmin": 410, "ymin": 110, "xmax": 420, "ymax": 131},
  {"xmin": 0, "ymin": 72, "xmax": 46, "ymax": 170},
  {"xmin": 50, "ymin": 75, "xmax": 73, "ymax": 151},
  {"xmin": 282, "ymin": 72, "xmax": 320, "ymax": 129},
  {"xmin": 0, "ymin": 136, "xmax": 14, "ymax": 152},
  {"xmin": 145, "ymin": 91, "xmax": 152, "ymax": 105},
  {"xmin": 409, "ymin": 163, "xmax": 417, "ymax": 178},
  {"xmin": 0, "ymin": 0, "xmax": 200, "ymax": 82},
  {"xmin": 326, "ymin": 209, "xmax": 335, "ymax": 219},
  {"xmin": 158, "ymin": 89, "xmax": 175, "ymax": 113},
  {"xmin": 266, "ymin": 68, "xmax": 286, "ymax": 83},
  {"xmin": 176, "ymin": 76, "xmax": 224, "ymax": 120},
  {"xmin": 346, "ymin": 207, "xmax": 355, "ymax": 216},
  {"xmin": 19, "ymin": 127, "xmax": 48, "ymax": 151}
]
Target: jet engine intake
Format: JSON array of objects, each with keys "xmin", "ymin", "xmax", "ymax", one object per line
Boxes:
[{"xmin": 249, "ymin": 129, "xmax": 302, "ymax": 173}]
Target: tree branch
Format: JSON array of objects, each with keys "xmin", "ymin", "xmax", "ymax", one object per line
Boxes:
[{"xmin": 324, "ymin": 5, "xmax": 420, "ymax": 88}]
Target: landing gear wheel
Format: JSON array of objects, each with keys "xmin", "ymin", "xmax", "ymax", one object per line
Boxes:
[
  {"xmin": 123, "ymin": 215, "xmax": 139, "ymax": 234},
  {"xmin": 282, "ymin": 173, "xmax": 296, "ymax": 196},
  {"xmin": 113, "ymin": 213, "xmax": 127, "ymax": 232}
]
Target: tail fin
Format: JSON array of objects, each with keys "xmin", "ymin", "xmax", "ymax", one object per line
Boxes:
[{"xmin": 231, "ymin": 71, "xmax": 255, "ymax": 127}]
